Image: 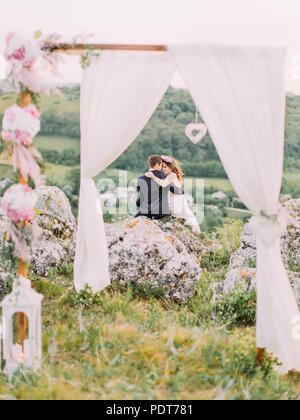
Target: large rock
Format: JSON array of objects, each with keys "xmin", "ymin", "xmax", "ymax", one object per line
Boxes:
[
  {"xmin": 105, "ymin": 217, "xmax": 203, "ymax": 303},
  {"xmin": 35, "ymin": 185, "xmax": 76, "ymax": 240},
  {"xmin": 0, "ymin": 185, "xmax": 77, "ymax": 288},
  {"xmin": 214, "ymin": 199, "xmax": 300, "ymax": 305},
  {"xmin": 0, "ymin": 184, "xmax": 205, "ymax": 303},
  {"xmin": 31, "ymin": 186, "xmax": 76, "ymax": 276}
]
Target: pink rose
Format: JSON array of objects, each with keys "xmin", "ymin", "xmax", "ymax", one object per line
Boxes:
[
  {"xmin": 11, "ymin": 46, "xmax": 26, "ymax": 61},
  {"xmin": 1, "ymin": 130, "xmax": 13, "ymax": 142},
  {"xmin": 15, "ymin": 130, "xmax": 32, "ymax": 146},
  {"xmin": 0, "ymin": 184, "xmax": 37, "ymax": 223},
  {"xmin": 26, "ymin": 104, "xmax": 41, "ymax": 119},
  {"xmin": 4, "ymin": 207, "xmax": 35, "ymax": 223}
]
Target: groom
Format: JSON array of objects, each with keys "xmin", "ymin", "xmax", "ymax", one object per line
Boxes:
[{"xmin": 135, "ymin": 155, "xmax": 184, "ymax": 219}]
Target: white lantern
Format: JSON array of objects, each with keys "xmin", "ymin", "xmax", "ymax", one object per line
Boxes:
[{"xmin": 1, "ymin": 275, "xmax": 43, "ymax": 377}]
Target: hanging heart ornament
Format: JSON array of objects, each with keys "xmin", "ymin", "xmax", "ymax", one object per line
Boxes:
[{"xmin": 185, "ymin": 123, "xmax": 208, "ymax": 144}]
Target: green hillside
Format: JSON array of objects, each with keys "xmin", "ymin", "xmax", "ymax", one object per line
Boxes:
[
  {"xmin": 34, "ymin": 135, "xmax": 80, "ymax": 153},
  {"xmin": 1, "ymin": 86, "xmax": 299, "ymax": 175},
  {"xmin": 0, "ymin": 86, "xmax": 299, "ymax": 200},
  {"xmin": 0, "ymin": 86, "xmax": 80, "ymax": 114}
]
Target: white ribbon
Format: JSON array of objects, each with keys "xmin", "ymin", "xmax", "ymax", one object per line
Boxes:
[
  {"xmin": 250, "ymin": 205, "xmax": 294, "ymax": 248},
  {"xmin": 3, "ymin": 218, "xmax": 41, "ymax": 263},
  {"xmin": 12, "ymin": 143, "xmax": 44, "ymax": 187}
]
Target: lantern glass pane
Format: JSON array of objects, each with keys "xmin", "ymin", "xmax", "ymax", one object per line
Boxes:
[{"xmin": 12, "ymin": 312, "xmax": 29, "ymax": 345}]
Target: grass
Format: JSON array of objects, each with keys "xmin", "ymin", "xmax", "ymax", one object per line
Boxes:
[
  {"xmin": 0, "ymin": 91, "xmax": 79, "ymax": 114},
  {"xmin": 284, "ymin": 171, "xmax": 300, "ymax": 183},
  {"xmin": 44, "ymin": 162, "xmax": 79, "ymax": 185},
  {"xmin": 203, "ymin": 178, "xmax": 233, "ymax": 192},
  {"xmin": 226, "ymin": 208, "xmax": 252, "ymax": 219},
  {"xmin": 0, "ymin": 163, "xmax": 15, "ymax": 180},
  {"xmin": 0, "ymin": 221, "xmax": 299, "ymax": 400},
  {"xmin": 1, "ymin": 276, "xmax": 298, "ymax": 400},
  {"xmin": 34, "ymin": 135, "xmax": 80, "ymax": 153},
  {"xmin": 0, "ymin": 160, "xmax": 76, "ymax": 187}
]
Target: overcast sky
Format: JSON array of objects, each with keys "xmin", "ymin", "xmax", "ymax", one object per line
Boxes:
[{"xmin": 1, "ymin": 0, "xmax": 300, "ymax": 92}]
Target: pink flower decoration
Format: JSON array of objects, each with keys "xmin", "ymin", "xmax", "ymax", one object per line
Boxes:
[
  {"xmin": 26, "ymin": 104, "xmax": 41, "ymax": 119},
  {"xmin": 161, "ymin": 155, "xmax": 173, "ymax": 164},
  {"xmin": 0, "ymin": 184, "xmax": 37, "ymax": 223},
  {"xmin": 5, "ymin": 33, "xmax": 41, "ymax": 73},
  {"xmin": 2, "ymin": 206, "xmax": 35, "ymax": 224},
  {"xmin": 11, "ymin": 46, "xmax": 26, "ymax": 61},
  {"xmin": 15, "ymin": 130, "xmax": 32, "ymax": 146},
  {"xmin": 1, "ymin": 130, "xmax": 13, "ymax": 142}
]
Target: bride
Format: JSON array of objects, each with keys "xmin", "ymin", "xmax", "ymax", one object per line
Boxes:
[{"xmin": 145, "ymin": 155, "xmax": 201, "ymax": 233}]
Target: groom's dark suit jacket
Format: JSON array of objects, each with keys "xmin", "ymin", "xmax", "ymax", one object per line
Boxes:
[{"xmin": 135, "ymin": 170, "xmax": 184, "ymax": 219}]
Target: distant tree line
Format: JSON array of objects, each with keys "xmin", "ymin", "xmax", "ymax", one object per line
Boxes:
[
  {"xmin": 37, "ymin": 88, "xmax": 300, "ymax": 175},
  {"xmin": 39, "ymin": 148, "xmax": 80, "ymax": 166},
  {"xmin": 40, "ymin": 110, "xmax": 80, "ymax": 139},
  {"xmin": 0, "ymin": 87, "xmax": 299, "ymax": 175}
]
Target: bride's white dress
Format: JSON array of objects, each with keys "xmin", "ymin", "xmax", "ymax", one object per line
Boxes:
[
  {"xmin": 169, "ymin": 175, "xmax": 201, "ymax": 233},
  {"xmin": 150, "ymin": 172, "xmax": 201, "ymax": 233}
]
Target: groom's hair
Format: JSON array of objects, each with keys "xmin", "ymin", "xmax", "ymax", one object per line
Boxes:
[{"xmin": 148, "ymin": 155, "xmax": 162, "ymax": 168}]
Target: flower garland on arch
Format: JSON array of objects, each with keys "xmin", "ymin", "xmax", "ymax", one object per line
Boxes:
[
  {"xmin": 1, "ymin": 31, "xmax": 63, "ymax": 264},
  {"xmin": 1, "ymin": 30, "xmax": 98, "ymax": 264},
  {"xmin": 5, "ymin": 31, "xmax": 64, "ymax": 95},
  {"xmin": 1, "ymin": 103, "xmax": 43, "ymax": 187},
  {"xmin": 0, "ymin": 184, "xmax": 40, "ymax": 262}
]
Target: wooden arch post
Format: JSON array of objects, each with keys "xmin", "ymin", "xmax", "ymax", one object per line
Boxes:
[{"xmin": 16, "ymin": 90, "xmax": 31, "ymax": 345}]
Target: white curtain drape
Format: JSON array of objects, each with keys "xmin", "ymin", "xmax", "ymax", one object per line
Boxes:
[
  {"xmin": 169, "ymin": 45, "xmax": 300, "ymax": 373},
  {"xmin": 74, "ymin": 51, "xmax": 174, "ymax": 293}
]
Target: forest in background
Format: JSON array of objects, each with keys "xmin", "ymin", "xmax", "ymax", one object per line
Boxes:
[
  {"xmin": 1, "ymin": 85, "xmax": 299, "ymax": 179},
  {"xmin": 0, "ymin": 85, "xmax": 300, "ymax": 213}
]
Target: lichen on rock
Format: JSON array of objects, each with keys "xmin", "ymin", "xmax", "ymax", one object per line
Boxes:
[
  {"xmin": 30, "ymin": 186, "xmax": 77, "ymax": 276},
  {"xmin": 35, "ymin": 186, "xmax": 76, "ymax": 240},
  {"xmin": 105, "ymin": 217, "xmax": 203, "ymax": 303},
  {"xmin": 157, "ymin": 217, "xmax": 214, "ymax": 259}
]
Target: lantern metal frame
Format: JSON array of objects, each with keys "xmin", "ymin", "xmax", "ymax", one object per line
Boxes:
[{"xmin": 1, "ymin": 275, "xmax": 43, "ymax": 377}]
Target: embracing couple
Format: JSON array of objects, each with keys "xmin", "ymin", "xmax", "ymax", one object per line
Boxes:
[{"xmin": 135, "ymin": 155, "xmax": 200, "ymax": 233}]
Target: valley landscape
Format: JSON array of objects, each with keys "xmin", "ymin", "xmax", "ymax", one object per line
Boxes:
[{"xmin": 0, "ymin": 83, "xmax": 299, "ymax": 400}]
